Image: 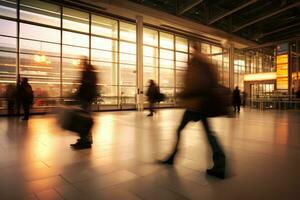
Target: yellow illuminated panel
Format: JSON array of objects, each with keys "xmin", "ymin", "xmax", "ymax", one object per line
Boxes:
[
  {"xmin": 244, "ymin": 72, "xmax": 276, "ymax": 81},
  {"xmin": 276, "ymin": 53, "xmax": 288, "ymax": 90}
]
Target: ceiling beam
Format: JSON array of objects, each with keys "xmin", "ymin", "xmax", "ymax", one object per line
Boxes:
[
  {"xmin": 233, "ymin": 1, "xmax": 300, "ymax": 32},
  {"xmin": 208, "ymin": 0, "xmax": 258, "ymax": 25},
  {"xmin": 177, "ymin": 0, "xmax": 204, "ymax": 15},
  {"xmin": 257, "ymin": 22, "xmax": 300, "ymax": 39},
  {"xmin": 243, "ymin": 36, "xmax": 300, "ymax": 50}
]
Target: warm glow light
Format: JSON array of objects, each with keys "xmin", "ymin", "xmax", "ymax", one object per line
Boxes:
[
  {"xmin": 276, "ymin": 53, "xmax": 288, "ymax": 90},
  {"xmin": 244, "ymin": 72, "xmax": 277, "ymax": 81},
  {"xmin": 72, "ymin": 59, "xmax": 80, "ymax": 66},
  {"xmin": 33, "ymin": 53, "xmax": 51, "ymax": 64}
]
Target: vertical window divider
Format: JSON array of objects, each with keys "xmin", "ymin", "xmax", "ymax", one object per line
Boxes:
[
  {"xmin": 158, "ymin": 31, "xmax": 160, "ymax": 87},
  {"xmin": 89, "ymin": 13, "xmax": 91, "ymax": 64},
  {"xmin": 117, "ymin": 20, "xmax": 120, "ymax": 108},
  {"xmin": 17, "ymin": 0, "xmax": 20, "ymax": 83},
  {"xmin": 60, "ymin": 6, "xmax": 63, "ymax": 99},
  {"xmin": 173, "ymin": 35, "xmax": 176, "ymax": 106}
]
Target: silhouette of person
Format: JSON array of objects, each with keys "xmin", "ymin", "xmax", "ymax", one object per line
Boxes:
[
  {"xmin": 5, "ymin": 84, "xmax": 16, "ymax": 115},
  {"xmin": 232, "ymin": 86, "xmax": 241, "ymax": 112},
  {"xmin": 146, "ymin": 79, "xmax": 159, "ymax": 116},
  {"xmin": 159, "ymin": 44, "xmax": 226, "ymax": 179},
  {"xmin": 70, "ymin": 57, "xmax": 97, "ymax": 149},
  {"xmin": 19, "ymin": 78, "xmax": 33, "ymax": 120}
]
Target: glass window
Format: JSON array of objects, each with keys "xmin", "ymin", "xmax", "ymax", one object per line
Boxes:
[
  {"xmin": 144, "ymin": 46, "xmax": 158, "ymax": 58},
  {"xmin": 160, "ymin": 49, "xmax": 174, "ymax": 60},
  {"xmin": 211, "ymin": 45, "xmax": 222, "ymax": 54},
  {"xmin": 92, "ymin": 15, "xmax": 118, "ymax": 38},
  {"xmin": 176, "ymin": 52, "xmax": 188, "ymax": 62},
  {"xmin": 201, "ymin": 43, "xmax": 211, "ymax": 54},
  {"xmin": 119, "ymin": 64, "xmax": 136, "ymax": 86},
  {"xmin": 160, "ymin": 59, "xmax": 174, "ymax": 69},
  {"xmin": 144, "ymin": 66, "xmax": 158, "ymax": 86},
  {"xmin": 91, "ymin": 49, "xmax": 117, "ymax": 62},
  {"xmin": 143, "ymin": 28, "xmax": 158, "ymax": 46},
  {"xmin": 20, "ymin": 0, "xmax": 60, "ymax": 27},
  {"xmin": 63, "ymin": 7, "xmax": 89, "ymax": 33},
  {"xmin": 0, "ymin": 19, "xmax": 16, "ymax": 36},
  {"xmin": 92, "ymin": 61, "xmax": 117, "ymax": 85},
  {"xmin": 0, "ymin": 36, "xmax": 16, "ymax": 51},
  {"xmin": 0, "ymin": 52, "xmax": 16, "ymax": 81},
  {"xmin": 20, "ymin": 39, "xmax": 60, "ymax": 57},
  {"xmin": 120, "ymin": 42, "xmax": 136, "ymax": 54},
  {"xmin": 176, "ymin": 70, "xmax": 185, "ymax": 88},
  {"xmin": 176, "ymin": 36, "xmax": 188, "ymax": 52},
  {"xmin": 160, "ymin": 68, "xmax": 174, "ymax": 87},
  {"xmin": 62, "ymin": 45, "xmax": 89, "ymax": 58},
  {"xmin": 0, "ymin": 0, "xmax": 16, "ymax": 18},
  {"xmin": 160, "ymin": 32, "xmax": 174, "ymax": 49},
  {"xmin": 120, "ymin": 22, "xmax": 136, "ymax": 42},
  {"xmin": 63, "ymin": 31, "xmax": 89, "ymax": 47},
  {"xmin": 20, "ymin": 23, "xmax": 60, "ymax": 43},
  {"xmin": 91, "ymin": 37, "xmax": 117, "ymax": 51},
  {"xmin": 120, "ymin": 53, "xmax": 136, "ymax": 65},
  {"xmin": 144, "ymin": 57, "xmax": 158, "ymax": 67}
]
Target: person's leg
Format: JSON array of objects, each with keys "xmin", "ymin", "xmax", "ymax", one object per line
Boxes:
[
  {"xmin": 23, "ymin": 102, "xmax": 29, "ymax": 120},
  {"xmin": 160, "ymin": 110, "xmax": 192, "ymax": 164},
  {"xmin": 200, "ymin": 117, "xmax": 225, "ymax": 178},
  {"xmin": 148, "ymin": 102, "xmax": 154, "ymax": 116},
  {"xmin": 237, "ymin": 104, "xmax": 240, "ymax": 112}
]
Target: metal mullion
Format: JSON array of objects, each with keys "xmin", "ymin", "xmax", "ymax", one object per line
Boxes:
[
  {"xmin": 19, "ymin": 37, "xmax": 60, "ymax": 46},
  {"xmin": 19, "ymin": 19, "xmax": 61, "ymax": 30},
  {"xmin": 89, "ymin": 13, "xmax": 91, "ymax": 64},
  {"xmin": 117, "ymin": 20, "xmax": 120, "ymax": 108},
  {"xmin": 60, "ymin": 5, "xmax": 63, "ymax": 98},
  {"xmin": 16, "ymin": 0, "xmax": 20, "ymax": 81},
  {"xmin": 174, "ymin": 34, "xmax": 176, "ymax": 106},
  {"xmin": 158, "ymin": 31, "xmax": 160, "ymax": 86}
]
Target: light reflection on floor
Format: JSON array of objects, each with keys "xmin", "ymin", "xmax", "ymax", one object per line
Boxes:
[{"xmin": 0, "ymin": 109, "xmax": 300, "ymax": 199}]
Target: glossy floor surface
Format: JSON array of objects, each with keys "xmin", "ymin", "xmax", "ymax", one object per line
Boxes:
[{"xmin": 0, "ymin": 109, "xmax": 300, "ymax": 200}]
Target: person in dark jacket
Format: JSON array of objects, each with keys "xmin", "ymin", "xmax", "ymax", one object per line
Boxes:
[
  {"xmin": 146, "ymin": 79, "xmax": 159, "ymax": 116},
  {"xmin": 232, "ymin": 86, "xmax": 241, "ymax": 112},
  {"xmin": 158, "ymin": 44, "xmax": 226, "ymax": 179},
  {"xmin": 70, "ymin": 57, "xmax": 97, "ymax": 149},
  {"xmin": 19, "ymin": 78, "xmax": 33, "ymax": 120}
]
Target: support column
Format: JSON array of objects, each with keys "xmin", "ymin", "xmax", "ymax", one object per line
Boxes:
[
  {"xmin": 229, "ymin": 43, "xmax": 235, "ymax": 89},
  {"xmin": 136, "ymin": 15, "xmax": 144, "ymax": 111}
]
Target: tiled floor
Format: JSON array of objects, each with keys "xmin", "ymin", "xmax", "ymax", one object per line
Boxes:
[{"xmin": 0, "ymin": 108, "xmax": 300, "ymax": 200}]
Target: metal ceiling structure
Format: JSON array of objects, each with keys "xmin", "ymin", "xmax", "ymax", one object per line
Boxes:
[{"xmin": 129, "ymin": 0, "xmax": 300, "ymax": 44}]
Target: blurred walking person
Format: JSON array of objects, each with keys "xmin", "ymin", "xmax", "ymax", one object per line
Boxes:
[
  {"xmin": 232, "ymin": 86, "xmax": 241, "ymax": 112},
  {"xmin": 159, "ymin": 44, "xmax": 227, "ymax": 179},
  {"xmin": 146, "ymin": 79, "xmax": 159, "ymax": 116},
  {"xmin": 70, "ymin": 57, "xmax": 97, "ymax": 149},
  {"xmin": 19, "ymin": 78, "xmax": 33, "ymax": 120}
]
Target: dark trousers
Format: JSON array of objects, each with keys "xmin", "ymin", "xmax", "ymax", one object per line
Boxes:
[
  {"xmin": 22, "ymin": 102, "xmax": 30, "ymax": 119},
  {"xmin": 169, "ymin": 110, "xmax": 225, "ymax": 169},
  {"xmin": 233, "ymin": 103, "xmax": 240, "ymax": 112},
  {"xmin": 149, "ymin": 102, "xmax": 155, "ymax": 114},
  {"xmin": 79, "ymin": 100, "xmax": 93, "ymax": 143}
]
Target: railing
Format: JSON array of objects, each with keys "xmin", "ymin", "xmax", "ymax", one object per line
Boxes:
[{"xmin": 248, "ymin": 98, "xmax": 300, "ymax": 110}]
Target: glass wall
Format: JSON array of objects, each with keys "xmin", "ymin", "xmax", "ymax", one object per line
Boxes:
[{"xmin": 0, "ymin": 0, "xmax": 229, "ymax": 111}]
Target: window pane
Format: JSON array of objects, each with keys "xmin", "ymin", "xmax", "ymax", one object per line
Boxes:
[
  {"xmin": 176, "ymin": 36, "xmax": 188, "ymax": 52},
  {"xmin": 160, "ymin": 49, "xmax": 174, "ymax": 60},
  {"xmin": 160, "ymin": 68, "xmax": 174, "ymax": 87},
  {"xmin": 176, "ymin": 52, "xmax": 188, "ymax": 62},
  {"xmin": 176, "ymin": 70, "xmax": 185, "ymax": 88},
  {"xmin": 201, "ymin": 43, "xmax": 211, "ymax": 54},
  {"xmin": 160, "ymin": 59, "xmax": 174, "ymax": 69},
  {"xmin": 120, "ymin": 22, "xmax": 136, "ymax": 42},
  {"xmin": 63, "ymin": 7, "xmax": 89, "ymax": 33},
  {"xmin": 160, "ymin": 32, "xmax": 174, "ymax": 49},
  {"xmin": 63, "ymin": 45, "xmax": 89, "ymax": 58},
  {"xmin": 92, "ymin": 61, "xmax": 117, "ymax": 85},
  {"xmin": 144, "ymin": 46, "xmax": 158, "ymax": 58},
  {"xmin": 62, "ymin": 58, "xmax": 81, "ymax": 83},
  {"xmin": 63, "ymin": 31, "xmax": 89, "ymax": 47},
  {"xmin": 0, "ymin": 0, "xmax": 16, "ymax": 18},
  {"xmin": 144, "ymin": 67, "xmax": 158, "ymax": 86},
  {"xmin": 144, "ymin": 57, "xmax": 158, "ymax": 67},
  {"xmin": 91, "ymin": 36, "xmax": 117, "ymax": 51},
  {"xmin": 120, "ymin": 53, "xmax": 136, "ymax": 65},
  {"xmin": 211, "ymin": 45, "xmax": 222, "ymax": 54},
  {"xmin": 92, "ymin": 15, "xmax": 118, "ymax": 38},
  {"xmin": 0, "ymin": 51, "xmax": 16, "ymax": 81},
  {"xmin": 0, "ymin": 19, "xmax": 16, "ymax": 36},
  {"xmin": 120, "ymin": 64, "xmax": 136, "ymax": 86},
  {"xmin": 20, "ymin": 39, "xmax": 60, "ymax": 57},
  {"xmin": 176, "ymin": 61, "xmax": 186, "ymax": 69},
  {"xmin": 0, "ymin": 36, "xmax": 16, "ymax": 51},
  {"xmin": 92, "ymin": 49, "xmax": 117, "ymax": 62},
  {"xmin": 20, "ymin": 0, "xmax": 60, "ymax": 27},
  {"xmin": 20, "ymin": 23, "xmax": 60, "ymax": 43},
  {"xmin": 120, "ymin": 42, "xmax": 136, "ymax": 54},
  {"xmin": 143, "ymin": 28, "xmax": 158, "ymax": 46}
]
